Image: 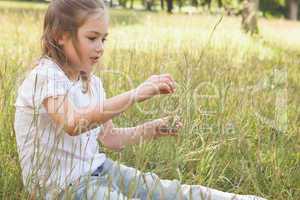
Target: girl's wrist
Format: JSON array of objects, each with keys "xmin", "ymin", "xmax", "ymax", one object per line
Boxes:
[
  {"xmin": 133, "ymin": 82, "xmax": 156, "ymax": 103},
  {"xmin": 142, "ymin": 120, "xmax": 160, "ymax": 139},
  {"xmin": 131, "ymin": 89, "xmax": 139, "ymax": 103}
]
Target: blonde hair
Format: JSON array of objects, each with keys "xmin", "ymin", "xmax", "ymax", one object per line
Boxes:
[{"xmin": 41, "ymin": 0, "xmax": 107, "ymax": 93}]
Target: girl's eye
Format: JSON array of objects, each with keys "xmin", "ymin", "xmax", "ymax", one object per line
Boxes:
[{"xmin": 88, "ymin": 37, "xmax": 96, "ymax": 41}]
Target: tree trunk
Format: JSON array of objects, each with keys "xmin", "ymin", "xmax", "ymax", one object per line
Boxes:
[
  {"xmin": 191, "ymin": 0, "xmax": 198, "ymax": 8},
  {"xmin": 207, "ymin": 0, "xmax": 211, "ymax": 11},
  {"xmin": 130, "ymin": 0, "xmax": 134, "ymax": 9},
  {"xmin": 167, "ymin": 0, "xmax": 173, "ymax": 13},
  {"xmin": 177, "ymin": 0, "xmax": 183, "ymax": 11},
  {"xmin": 160, "ymin": 0, "xmax": 164, "ymax": 10},
  {"xmin": 217, "ymin": 0, "xmax": 223, "ymax": 8},
  {"xmin": 287, "ymin": 0, "xmax": 298, "ymax": 20},
  {"xmin": 119, "ymin": 0, "xmax": 127, "ymax": 8},
  {"xmin": 146, "ymin": 0, "xmax": 152, "ymax": 11},
  {"xmin": 241, "ymin": 0, "xmax": 259, "ymax": 35},
  {"xmin": 200, "ymin": 0, "xmax": 211, "ymax": 11}
]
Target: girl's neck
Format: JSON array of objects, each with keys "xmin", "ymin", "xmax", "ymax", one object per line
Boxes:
[
  {"xmin": 61, "ymin": 63, "xmax": 80, "ymax": 82},
  {"xmin": 44, "ymin": 56, "xmax": 80, "ymax": 82}
]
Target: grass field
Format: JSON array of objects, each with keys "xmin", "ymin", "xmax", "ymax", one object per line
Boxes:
[{"xmin": 0, "ymin": 1, "xmax": 299, "ymax": 199}]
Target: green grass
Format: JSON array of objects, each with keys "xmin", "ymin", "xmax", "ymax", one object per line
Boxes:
[{"xmin": 0, "ymin": 1, "xmax": 300, "ymax": 199}]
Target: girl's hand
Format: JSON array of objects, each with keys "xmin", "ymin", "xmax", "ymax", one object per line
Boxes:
[
  {"xmin": 146, "ymin": 115, "xmax": 183, "ymax": 138},
  {"xmin": 134, "ymin": 74, "xmax": 176, "ymax": 102}
]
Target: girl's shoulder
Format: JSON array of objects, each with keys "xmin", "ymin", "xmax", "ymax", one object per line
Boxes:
[
  {"xmin": 30, "ymin": 57, "xmax": 67, "ymax": 81},
  {"xmin": 19, "ymin": 57, "xmax": 68, "ymax": 90},
  {"xmin": 15, "ymin": 57, "xmax": 71, "ymax": 108}
]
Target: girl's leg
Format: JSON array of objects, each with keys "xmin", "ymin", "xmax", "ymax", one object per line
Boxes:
[
  {"xmin": 60, "ymin": 175, "xmax": 132, "ymax": 200},
  {"xmin": 102, "ymin": 158, "xmax": 266, "ymax": 200}
]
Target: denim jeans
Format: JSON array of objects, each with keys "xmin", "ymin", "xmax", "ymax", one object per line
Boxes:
[{"xmin": 60, "ymin": 158, "xmax": 265, "ymax": 200}]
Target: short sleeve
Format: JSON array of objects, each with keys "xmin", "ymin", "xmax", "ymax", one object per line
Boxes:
[
  {"xmin": 15, "ymin": 58, "xmax": 71, "ymax": 110},
  {"xmin": 90, "ymin": 75, "xmax": 106, "ymax": 134},
  {"xmin": 91, "ymin": 74, "xmax": 106, "ymax": 101}
]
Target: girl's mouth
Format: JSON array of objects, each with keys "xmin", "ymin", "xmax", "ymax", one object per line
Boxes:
[{"xmin": 90, "ymin": 57, "xmax": 99, "ymax": 63}]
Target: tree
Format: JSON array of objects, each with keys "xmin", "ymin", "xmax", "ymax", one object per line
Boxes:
[
  {"xmin": 217, "ymin": 0, "xmax": 223, "ymax": 8},
  {"xmin": 118, "ymin": 0, "xmax": 128, "ymax": 8},
  {"xmin": 160, "ymin": 0, "xmax": 164, "ymax": 10},
  {"xmin": 241, "ymin": 0, "xmax": 259, "ymax": 35},
  {"xmin": 145, "ymin": 0, "xmax": 154, "ymax": 11},
  {"xmin": 130, "ymin": 0, "xmax": 134, "ymax": 9},
  {"xmin": 167, "ymin": 0, "xmax": 173, "ymax": 13},
  {"xmin": 191, "ymin": 0, "xmax": 198, "ymax": 8},
  {"xmin": 201, "ymin": 0, "xmax": 212, "ymax": 11},
  {"xmin": 177, "ymin": 0, "xmax": 183, "ymax": 11},
  {"xmin": 260, "ymin": 0, "xmax": 286, "ymax": 18},
  {"xmin": 287, "ymin": 0, "xmax": 298, "ymax": 20}
]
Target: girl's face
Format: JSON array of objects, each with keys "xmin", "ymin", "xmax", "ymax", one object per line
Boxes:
[{"xmin": 59, "ymin": 11, "xmax": 109, "ymax": 75}]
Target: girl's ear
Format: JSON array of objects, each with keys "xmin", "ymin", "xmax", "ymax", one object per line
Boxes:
[
  {"xmin": 57, "ymin": 33, "xmax": 69, "ymax": 46},
  {"xmin": 58, "ymin": 38, "xmax": 64, "ymax": 46}
]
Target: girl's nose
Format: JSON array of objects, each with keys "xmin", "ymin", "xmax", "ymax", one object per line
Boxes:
[{"xmin": 95, "ymin": 41, "xmax": 104, "ymax": 53}]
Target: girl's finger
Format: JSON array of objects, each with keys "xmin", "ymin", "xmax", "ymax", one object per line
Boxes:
[
  {"xmin": 161, "ymin": 73, "xmax": 175, "ymax": 82},
  {"xmin": 159, "ymin": 128, "xmax": 178, "ymax": 136},
  {"xmin": 160, "ymin": 78, "xmax": 175, "ymax": 93},
  {"xmin": 159, "ymin": 82, "xmax": 173, "ymax": 94},
  {"xmin": 176, "ymin": 122, "xmax": 183, "ymax": 128},
  {"xmin": 162, "ymin": 76, "xmax": 176, "ymax": 90},
  {"xmin": 168, "ymin": 80, "xmax": 176, "ymax": 92}
]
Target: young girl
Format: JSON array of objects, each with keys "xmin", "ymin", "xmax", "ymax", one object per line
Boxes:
[{"xmin": 14, "ymin": 0, "xmax": 266, "ymax": 199}]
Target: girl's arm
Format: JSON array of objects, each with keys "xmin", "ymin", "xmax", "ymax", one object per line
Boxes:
[
  {"xmin": 43, "ymin": 74, "xmax": 176, "ymax": 136},
  {"xmin": 98, "ymin": 117, "xmax": 182, "ymax": 151}
]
